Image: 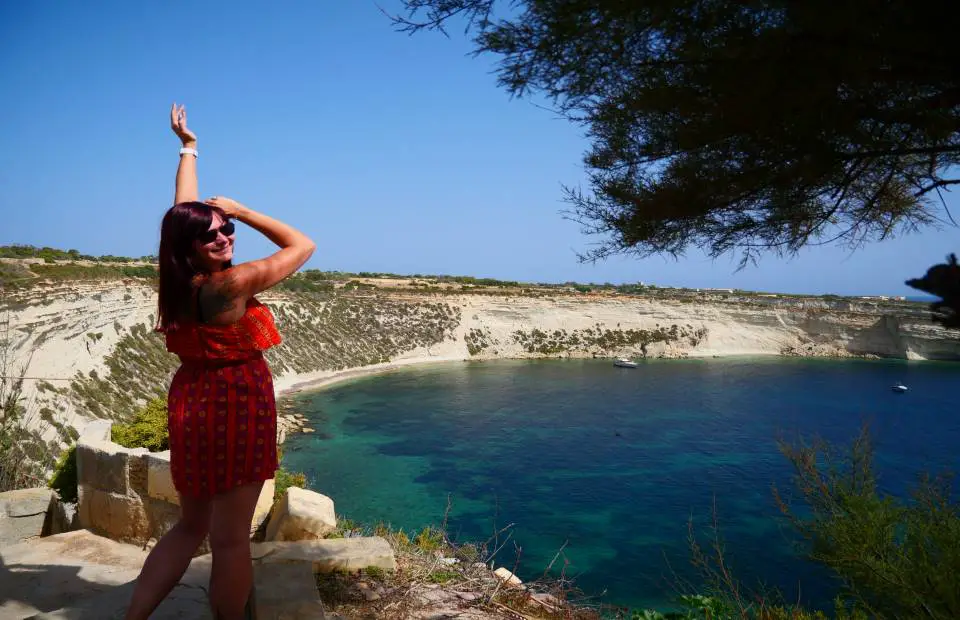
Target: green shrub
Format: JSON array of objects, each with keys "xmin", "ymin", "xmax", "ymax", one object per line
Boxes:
[
  {"xmin": 48, "ymin": 445, "xmax": 78, "ymax": 503},
  {"xmin": 111, "ymin": 397, "xmax": 169, "ymax": 451},
  {"xmin": 414, "ymin": 526, "xmax": 444, "ymax": 552},
  {"xmin": 274, "ymin": 467, "xmax": 307, "ymax": 502},
  {"xmin": 427, "ymin": 569, "xmax": 458, "ymax": 584},
  {"xmin": 775, "ymin": 427, "xmax": 960, "ymax": 619}
]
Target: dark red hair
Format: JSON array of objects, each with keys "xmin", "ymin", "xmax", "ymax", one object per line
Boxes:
[{"xmin": 156, "ymin": 201, "xmax": 232, "ymax": 332}]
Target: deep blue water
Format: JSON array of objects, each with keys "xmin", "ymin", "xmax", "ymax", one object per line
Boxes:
[{"xmin": 282, "ymin": 358, "xmax": 959, "ymax": 611}]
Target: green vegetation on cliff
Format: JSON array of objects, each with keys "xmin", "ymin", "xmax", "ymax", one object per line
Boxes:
[
  {"xmin": 511, "ymin": 324, "xmax": 708, "ymax": 355},
  {"xmin": 65, "ymin": 291, "xmax": 461, "ymax": 421},
  {"xmin": 265, "ymin": 293, "xmax": 461, "ymax": 375},
  {"xmin": 0, "ymin": 244, "xmax": 157, "ymax": 263},
  {"xmin": 70, "ymin": 323, "xmax": 173, "ymax": 420}
]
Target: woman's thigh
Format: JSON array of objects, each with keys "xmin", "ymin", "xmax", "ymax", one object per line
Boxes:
[{"xmin": 209, "ymin": 481, "xmax": 265, "ymax": 547}]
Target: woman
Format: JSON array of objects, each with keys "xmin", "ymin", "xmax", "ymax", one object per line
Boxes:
[{"xmin": 125, "ymin": 104, "xmax": 315, "ymax": 620}]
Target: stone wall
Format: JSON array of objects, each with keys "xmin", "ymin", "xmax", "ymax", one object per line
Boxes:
[{"xmin": 76, "ymin": 421, "xmax": 273, "ymax": 547}]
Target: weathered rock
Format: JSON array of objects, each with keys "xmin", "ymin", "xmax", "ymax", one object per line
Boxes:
[
  {"xmin": 265, "ymin": 487, "xmax": 336, "ymax": 541},
  {"xmin": 493, "ymin": 567, "xmax": 522, "ymax": 587},
  {"xmin": 48, "ymin": 497, "xmax": 78, "ymax": 535},
  {"xmin": 76, "ymin": 438, "xmax": 146, "ymax": 496},
  {"xmin": 252, "ymin": 536, "xmax": 397, "ymax": 572},
  {"xmin": 128, "ymin": 452, "xmax": 148, "ymax": 494},
  {"xmin": 146, "ymin": 451, "xmax": 178, "ymax": 504},
  {"xmin": 0, "ymin": 530, "xmax": 212, "ymax": 619},
  {"xmin": 143, "ymin": 496, "xmax": 183, "ymax": 541},
  {"xmin": 77, "ymin": 484, "xmax": 150, "ymax": 544},
  {"xmin": 251, "ymin": 478, "xmax": 275, "ymax": 536},
  {"xmin": 0, "ymin": 488, "xmax": 57, "ymax": 546},
  {"xmin": 252, "ymin": 561, "xmax": 326, "ymax": 619},
  {"xmin": 79, "ymin": 420, "xmax": 112, "ymax": 443}
]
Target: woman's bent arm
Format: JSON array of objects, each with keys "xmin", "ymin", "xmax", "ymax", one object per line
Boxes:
[{"xmin": 206, "ymin": 197, "xmax": 316, "ymax": 298}]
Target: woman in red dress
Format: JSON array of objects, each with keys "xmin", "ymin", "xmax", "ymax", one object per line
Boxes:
[{"xmin": 125, "ymin": 105, "xmax": 315, "ymax": 620}]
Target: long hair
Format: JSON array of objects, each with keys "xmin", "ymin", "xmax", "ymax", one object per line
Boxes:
[{"xmin": 156, "ymin": 201, "xmax": 231, "ymax": 332}]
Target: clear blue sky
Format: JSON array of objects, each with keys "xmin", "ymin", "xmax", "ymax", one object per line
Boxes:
[{"xmin": 1, "ymin": 2, "xmax": 957, "ymax": 295}]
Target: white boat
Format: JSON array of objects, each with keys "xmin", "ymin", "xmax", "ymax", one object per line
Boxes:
[
  {"xmin": 614, "ymin": 358, "xmax": 638, "ymax": 368},
  {"xmin": 891, "ymin": 384, "xmax": 908, "ymax": 393}
]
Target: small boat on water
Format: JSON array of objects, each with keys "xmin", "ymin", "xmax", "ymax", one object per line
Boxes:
[
  {"xmin": 614, "ymin": 358, "xmax": 638, "ymax": 368},
  {"xmin": 891, "ymin": 384, "xmax": 908, "ymax": 393}
]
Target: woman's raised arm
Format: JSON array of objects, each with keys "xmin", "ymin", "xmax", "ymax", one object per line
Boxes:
[{"xmin": 170, "ymin": 103, "xmax": 198, "ymax": 204}]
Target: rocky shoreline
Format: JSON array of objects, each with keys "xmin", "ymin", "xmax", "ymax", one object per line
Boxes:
[{"xmin": 276, "ymin": 401, "xmax": 315, "ymax": 445}]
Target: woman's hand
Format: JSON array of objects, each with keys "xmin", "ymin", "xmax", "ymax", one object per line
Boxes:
[
  {"xmin": 170, "ymin": 103, "xmax": 197, "ymax": 147},
  {"xmin": 205, "ymin": 196, "xmax": 245, "ymax": 219}
]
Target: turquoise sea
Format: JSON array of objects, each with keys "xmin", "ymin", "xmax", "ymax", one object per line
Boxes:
[{"xmin": 282, "ymin": 357, "xmax": 960, "ymax": 611}]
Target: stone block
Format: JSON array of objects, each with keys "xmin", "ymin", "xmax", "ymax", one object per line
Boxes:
[
  {"xmin": 251, "ymin": 479, "xmax": 275, "ymax": 537},
  {"xmin": 252, "ymin": 561, "xmax": 326, "ymax": 620},
  {"xmin": 78, "ymin": 484, "xmax": 150, "ymax": 544},
  {"xmin": 265, "ymin": 487, "xmax": 336, "ymax": 542},
  {"xmin": 252, "ymin": 536, "xmax": 397, "ymax": 572},
  {"xmin": 48, "ymin": 496, "xmax": 77, "ymax": 535},
  {"xmin": 144, "ymin": 497, "xmax": 181, "ymax": 541},
  {"xmin": 76, "ymin": 440, "xmax": 132, "ymax": 495},
  {"xmin": 128, "ymin": 453, "xmax": 148, "ymax": 494},
  {"xmin": 0, "ymin": 488, "xmax": 56, "ymax": 546},
  {"xmin": 494, "ymin": 567, "xmax": 523, "ymax": 587},
  {"xmin": 79, "ymin": 420, "xmax": 112, "ymax": 442},
  {"xmin": 146, "ymin": 451, "xmax": 178, "ymax": 504}
]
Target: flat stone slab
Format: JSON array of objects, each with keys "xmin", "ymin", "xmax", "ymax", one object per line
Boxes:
[
  {"xmin": 251, "ymin": 536, "xmax": 397, "ymax": 572},
  {"xmin": 0, "ymin": 488, "xmax": 56, "ymax": 546},
  {"xmin": 0, "ymin": 530, "xmax": 211, "ymax": 619},
  {"xmin": 30, "ymin": 581, "xmax": 211, "ymax": 620},
  {"xmin": 253, "ymin": 561, "xmax": 325, "ymax": 619}
]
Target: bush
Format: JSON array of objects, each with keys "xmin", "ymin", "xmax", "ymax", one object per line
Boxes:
[
  {"xmin": 274, "ymin": 467, "xmax": 307, "ymax": 502},
  {"xmin": 111, "ymin": 397, "xmax": 169, "ymax": 451},
  {"xmin": 774, "ymin": 427, "xmax": 960, "ymax": 619},
  {"xmin": 48, "ymin": 445, "xmax": 78, "ymax": 503},
  {"xmin": 414, "ymin": 526, "xmax": 444, "ymax": 552}
]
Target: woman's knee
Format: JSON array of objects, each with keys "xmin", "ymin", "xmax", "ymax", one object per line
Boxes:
[
  {"xmin": 208, "ymin": 523, "xmax": 250, "ymax": 551},
  {"xmin": 178, "ymin": 514, "xmax": 210, "ymax": 540},
  {"xmin": 177, "ymin": 495, "xmax": 212, "ymax": 539}
]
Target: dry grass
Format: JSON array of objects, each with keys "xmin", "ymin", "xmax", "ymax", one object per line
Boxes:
[{"xmin": 314, "ymin": 505, "xmax": 604, "ymax": 620}]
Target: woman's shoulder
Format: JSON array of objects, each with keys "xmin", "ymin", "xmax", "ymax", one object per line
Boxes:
[{"xmin": 195, "ymin": 270, "xmax": 253, "ymax": 325}]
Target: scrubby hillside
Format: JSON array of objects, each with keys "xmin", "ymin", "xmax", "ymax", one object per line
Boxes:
[{"xmin": 3, "ymin": 256, "xmax": 959, "ymax": 470}]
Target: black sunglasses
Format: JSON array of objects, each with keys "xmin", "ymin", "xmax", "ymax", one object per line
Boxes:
[{"xmin": 197, "ymin": 220, "xmax": 235, "ymax": 244}]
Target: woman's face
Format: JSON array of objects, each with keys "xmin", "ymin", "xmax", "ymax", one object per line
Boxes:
[{"xmin": 193, "ymin": 212, "xmax": 235, "ymax": 271}]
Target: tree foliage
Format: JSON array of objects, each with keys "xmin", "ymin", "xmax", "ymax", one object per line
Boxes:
[
  {"xmin": 774, "ymin": 427, "xmax": 960, "ymax": 619},
  {"xmin": 393, "ymin": 0, "xmax": 960, "ymax": 264}
]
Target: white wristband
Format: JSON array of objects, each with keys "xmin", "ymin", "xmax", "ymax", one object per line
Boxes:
[{"xmin": 179, "ymin": 147, "xmax": 198, "ymax": 158}]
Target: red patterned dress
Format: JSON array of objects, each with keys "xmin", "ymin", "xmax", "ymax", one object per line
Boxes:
[{"xmin": 164, "ymin": 297, "xmax": 282, "ymax": 498}]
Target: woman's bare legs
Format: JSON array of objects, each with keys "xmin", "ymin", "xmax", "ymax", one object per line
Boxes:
[
  {"xmin": 208, "ymin": 481, "xmax": 264, "ymax": 620},
  {"xmin": 125, "ymin": 493, "xmax": 212, "ymax": 620}
]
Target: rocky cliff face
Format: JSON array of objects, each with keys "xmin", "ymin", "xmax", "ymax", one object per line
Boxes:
[
  {"xmin": 449, "ymin": 294, "xmax": 960, "ymax": 361},
  {"xmin": 3, "ymin": 278, "xmax": 958, "ymax": 453}
]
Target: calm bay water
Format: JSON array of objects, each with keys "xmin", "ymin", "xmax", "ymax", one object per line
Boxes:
[{"xmin": 283, "ymin": 358, "xmax": 960, "ymax": 611}]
